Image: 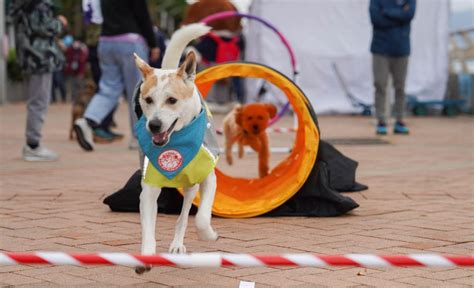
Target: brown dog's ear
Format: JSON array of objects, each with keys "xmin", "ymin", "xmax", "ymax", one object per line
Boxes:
[
  {"xmin": 235, "ymin": 106, "xmax": 243, "ymax": 126},
  {"xmin": 177, "ymin": 51, "xmax": 197, "ymax": 82},
  {"xmin": 134, "ymin": 53, "xmax": 153, "ymax": 79},
  {"xmin": 265, "ymin": 103, "xmax": 277, "ymax": 119}
]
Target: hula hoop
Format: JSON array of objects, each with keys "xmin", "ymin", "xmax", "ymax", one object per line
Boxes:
[{"xmin": 201, "ymin": 11, "xmax": 297, "ymax": 125}]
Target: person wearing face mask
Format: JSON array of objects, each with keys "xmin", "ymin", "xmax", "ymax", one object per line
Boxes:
[{"xmin": 63, "ymin": 37, "xmax": 89, "ymax": 102}]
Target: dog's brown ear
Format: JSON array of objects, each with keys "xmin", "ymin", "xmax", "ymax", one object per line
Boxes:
[
  {"xmin": 134, "ymin": 53, "xmax": 153, "ymax": 79},
  {"xmin": 265, "ymin": 103, "xmax": 277, "ymax": 119},
  {"xmin": 235, "ymin": 107, "xmax": 243, "ymax": 126},
  {"xmin": 177, "ymin": 51, "xmax": 197, "ymax": 82}
]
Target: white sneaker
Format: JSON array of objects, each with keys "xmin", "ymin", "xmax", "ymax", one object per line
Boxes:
[
  {"xmin": 73, "ymin": 118, "xmax": 94, "ymax": 151},
  {"xmin": 22, "ymin": 145, "xmax": 59, "ymax": 162}
]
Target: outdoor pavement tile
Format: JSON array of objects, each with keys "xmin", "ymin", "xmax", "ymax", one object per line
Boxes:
[
  {"xmin": 397, "ymin": 276, "xmax": 472, "ymax": 287},
  {"xmin": 15, "ymin": 265, "xmax": 89, "ymax": 277},
  {"xmin": 215, "ymin": 267, "xmax": 279, "ymax": 277},
  {"xmin": 135, "ymin": 272, "xmax": 200, "ymax": 286},
  {"xmin": 0, "ymin": 265, "xmax": 36, "ymax": 273},
  {"xmin": 296, "ymin": 273, "xmax": 360, "ymax": 287},
  {"xmin": 0, "ymin": 273, "xmax": 45, "ymax": 285},
  {"xmin": 243, "ymin": 273, "xmax": 307, "ymax": 287},
  {"xmin": 418, "ymin": 269, "xmax": 474, "ymax": 281},
  {"xmin": 1, "ymin": 104, "xmax": 473, "ymax": 286},
  {"xmin": 345, "ymin": 275, "xmax": 416, "ymax": 287},
  {"xmin": 30, "ymin": 272, "xmax": 96, "ymax": 285},
  {"xmin": 451, "ymin": 276, "xmax": 474, "ymax": 286},
  {"xmin": 82, "ymin": 272, "xmax": 150, "ymax": 286},
  {"xmin": 369, "ymin": 268, "xmax": 426, "ymax": 280},
  {"xmin": 160, "ymin": 269, "xmax": 240, "ymax": 286}
]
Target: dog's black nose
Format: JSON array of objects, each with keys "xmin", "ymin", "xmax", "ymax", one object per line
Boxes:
[
  {"xmin": 148, "ymin": 119, "xmax": 162, "ymax": 133},
  {"xmin": 253, "ymin": 125, "xmax": 259, "ymax": 131}
]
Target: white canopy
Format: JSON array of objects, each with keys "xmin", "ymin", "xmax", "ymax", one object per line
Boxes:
[{"xmin": 245, "ymin": 0, "xmax": 449, "ymax": 113}]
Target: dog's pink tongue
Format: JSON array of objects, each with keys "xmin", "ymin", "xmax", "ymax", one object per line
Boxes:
[{"xmin": 152, "ymin": 131, "xmax": 168, "ymax": 144}]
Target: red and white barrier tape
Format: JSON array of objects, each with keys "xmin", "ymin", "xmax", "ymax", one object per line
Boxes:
[{"xmin": 1, "ymin": 253, "xmax": 473, "ymax": 268}]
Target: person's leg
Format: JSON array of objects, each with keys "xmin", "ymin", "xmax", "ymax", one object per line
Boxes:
[
  {"xmin": 232, "ymin": 77, "xmax": 245, "ymax": 103},
  {"xmin": 88, "ymin": 46, "xmax": 101, "ymax": 87},
  {"xmin": 74, "ymin": 41, "xmax": 125, "ymax": 151},
  {"xmin": 119, "ymin": 42, "xmax": 148, "ymax": 139},
  {"xmin": 58, "ymin": 71, "xmax": 66, "ymax": 102},
  {"xmin": 51, "ymin": 72, "xmax": 57, "ymax": 103},
  {"xmin": 390, "ymin": 56, "xmax": 409, "ymax": 123},
  {"xmin": 23, "ymin": 73, "xmax": 58, "ymax": 161},
  {"xmin": 373, "ymin": 54, "xmax": 390, "ymax": 122},
  {"xmin": 26, "ymin": 73, "xmax": 52, "ymax": 147},
  {"xmin": 64, "ymin": 75, "xmax": 70, "ymax": 102},
  {"xmin": 373, "ymin": 54, "xmax": 390, "ymax": 134},
  {"xmin": 101, "ymin": 106, "xmax": 117, "ymax": 129},
  {"xmin": 84, "ymin": 41, "xmax": 125, "ymax": 125},
  {"xmin": 70, "ymin": 75, "xmax": 81, "ymax": 102}
]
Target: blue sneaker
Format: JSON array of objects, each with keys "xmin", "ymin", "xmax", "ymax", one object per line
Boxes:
[
  {"xmin": 93, "ymin": 128, "xmax": 115, "ymax": 143},
  {"xmin": 394, "ymin": 121, "xmax": 409, "ymax": 134},
  {"xmin": 376, "ymin": 122, "xmax": 387, "ymax": 135}
]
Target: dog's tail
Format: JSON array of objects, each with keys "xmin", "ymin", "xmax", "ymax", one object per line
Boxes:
[{"xmin": 161, "ymin": 23, "xmax": 211, "ymax": 70}]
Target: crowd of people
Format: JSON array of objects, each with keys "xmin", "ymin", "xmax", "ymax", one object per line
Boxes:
[
  {"xmin": 8, "ymin": 0, "xmax": 415, "ymax": 162},
  {"xmin": 9, "ymin": 0, "xmax": 168, "ymax": 161}
]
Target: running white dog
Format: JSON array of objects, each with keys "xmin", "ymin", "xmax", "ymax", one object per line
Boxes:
[{"xmin": 133, "ymin": 24, "xmax": 219, "ymax": 274}]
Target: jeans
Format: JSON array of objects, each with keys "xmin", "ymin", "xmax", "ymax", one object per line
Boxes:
[
  {"xmin": 373, "ymin": 54, "xmax": 409, "ymax": 122},
  {"xmin": 26, "ymin": 73, "xmax": 52, "ymax": 145},
  {"xmin": 51, "ymin": 71, "xmax": 66, "ymax": 102},
  {"xmin": 84, "ymin": 40, "xmax": 148, "ymax": 137}
]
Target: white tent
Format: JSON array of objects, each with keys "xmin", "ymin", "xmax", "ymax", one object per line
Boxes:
[{"xmin": 244, "ymin": 0, "xmax": 449, "ymax": 114}]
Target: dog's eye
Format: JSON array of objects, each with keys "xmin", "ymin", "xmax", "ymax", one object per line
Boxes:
[
  {"xmin": 144, "ymin": 97, "xmax": 153, "ymax": 104},
  {"xmin": 247, "ymin": 116, "xmax": 253, "ymax": 120},
  {"xmin": 166, "ymin": 97, "xmax": 178, "ymax": 105}
]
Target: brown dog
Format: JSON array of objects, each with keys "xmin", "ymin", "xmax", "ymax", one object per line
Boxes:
[
  {"xmin": 70, "ymin": 80, "xmax": 96, "ymax": 140},
  {"xmin": 223, "ymin": 103, "xmax": 277, "ymax": 178}
]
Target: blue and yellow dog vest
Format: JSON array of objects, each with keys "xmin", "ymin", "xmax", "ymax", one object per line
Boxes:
[{"xmin": 135, "ymin": 105, "xmax": 220, "ymax": 188}]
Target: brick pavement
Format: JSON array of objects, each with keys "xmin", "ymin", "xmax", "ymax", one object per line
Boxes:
[{"xmin": 0, "ymin": 102, "xmax": 473, "ymax": 287}]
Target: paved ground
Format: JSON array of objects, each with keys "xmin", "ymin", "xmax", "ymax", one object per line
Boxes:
[{"xmin": 0, "ymin": 102, "xmax": 473, "ymax": 287}]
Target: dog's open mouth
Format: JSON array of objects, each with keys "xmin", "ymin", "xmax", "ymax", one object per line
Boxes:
[{"xmin": 152, "ymin": 119, "xmax": 178, "ymax": 146}]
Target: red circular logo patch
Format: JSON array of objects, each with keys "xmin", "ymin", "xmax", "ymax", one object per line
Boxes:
[{"xmin": 158, "ymin": 150, "xmax": 183, "ymax": 172}]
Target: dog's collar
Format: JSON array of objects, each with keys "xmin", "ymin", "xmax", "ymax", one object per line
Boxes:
[{"xmin": 135, "ymin": 108, "xmax": 208, "ymax": 180}]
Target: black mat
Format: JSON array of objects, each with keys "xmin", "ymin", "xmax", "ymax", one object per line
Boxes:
[{"xmin": 103, "ymin": 140, "xmax": 366, "ymax": 217}]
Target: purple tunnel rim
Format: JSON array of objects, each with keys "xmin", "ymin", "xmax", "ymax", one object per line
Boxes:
[{"xmin": 201, "ymin": 11, "xmax": 297, "ymax": 125}]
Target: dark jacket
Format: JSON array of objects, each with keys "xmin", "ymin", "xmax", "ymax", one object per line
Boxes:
[
  {"xmin": 100, "ymin": 0, "xmax": 157, "ymax": 48},
  {"xmin": 9, "ymin": 0, "xmax": 64, "ymax": 74},
  {"xmin": 370, "ymin": 0, "xmax": 416, "ymax": 57}
]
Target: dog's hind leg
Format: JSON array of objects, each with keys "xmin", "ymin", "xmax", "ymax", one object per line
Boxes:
[
  {"xmin": 169, "ymin": 184, "xmax": 199, "ymax": 254},
  {"xmin": 195, "ymin": 171, "xmax": 218, "ymax": 241},
  {"xmin": 238, "ymin": 142, "xmax": 244, "ymax": 159},
  {"xmin": 135, "ymin": 183, "xmax": 161, "ymax": 274},
  {"xmin": 224, "ymin": 126, "xmax": 234, "ymax": 165}
]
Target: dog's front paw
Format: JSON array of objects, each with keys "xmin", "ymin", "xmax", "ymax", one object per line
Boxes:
[
  {"xmin": 141, "ymin": 241, "xmax": 156, "ymax": 256},
  {"xmin": 197, "ymin": 227, "xmax": 219, "ymax": 241},
  {"xmin": 169, "ymin": 242, "xmax": 186, "ymax": 254},
  {"xmin": 226, "ymin": 154, "xmax": 233, "ymax": 165},
  {"xmin": 135, "ymin": 265, "xmax": 152, "ymax": 274}
]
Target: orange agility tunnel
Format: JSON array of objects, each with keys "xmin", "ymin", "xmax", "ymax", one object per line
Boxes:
[
  {"xmin": 104, "ymin": 63, "xmax": 363, "ymax": 218},
  {"xmin": 188, "ymin": 62, "xmax": 320, "ymax": 218}
]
